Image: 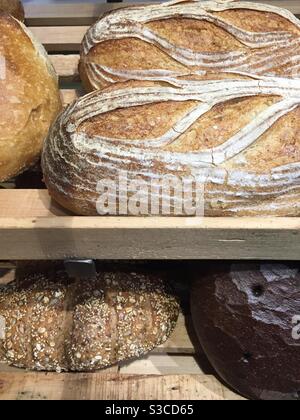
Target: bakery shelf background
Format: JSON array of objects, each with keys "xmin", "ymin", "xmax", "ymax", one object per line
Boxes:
[
  {"xmin": 0, "ymin": 0, "xmax": 300, "ymax": 261},
  {"xmin": 0, "ymin": 0, "xmax": 298, "ymax": 402}
]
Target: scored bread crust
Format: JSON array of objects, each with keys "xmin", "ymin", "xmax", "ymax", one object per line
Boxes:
[
  {"xmin": 0, "ymin": 14, "xmax": 62, "ymax": 182},
  {"xmin": 0, "ymin": 270, "xmax": 179, "ymax": 372},
  {"xmin": 0, "ymin": 0, "xmax": 24, "ymax": 21},
  {"xmin": 79, "ymin": 0, "xmax": 300, "ymax": 91},
  {"xmin": 42, "ymin": 77, "xmax": 300, "ymax": 216}
]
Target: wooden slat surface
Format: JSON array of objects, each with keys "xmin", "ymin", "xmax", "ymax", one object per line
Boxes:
[
  {"xmin": 0, "ymin": 190, "xmax": 300, "ymax": 260},
  {"xmin": 0, "ymin": 372, "xmax": 243, "ymax": 400},
  {"xmin": 120, "ymin": 355, "xmax": 203, "ymax": 375},
  {"xmin": 24, "ymin": 1, "xmax": 300, "ymax": 27},
  {"xmin": 51, "ymin": 55, "xmax": 80, "ymax": 83},
  {"xmin": 31, "ymin": 26, "xmax": 88, "ymax": 52}
]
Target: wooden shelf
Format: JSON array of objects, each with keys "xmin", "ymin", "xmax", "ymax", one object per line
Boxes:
[
  {"xmin": 1, "ymin": 0, "xmax": 298, "ymax": 400},
  {"xmin": 0, "ymin": 190, "xmax": 299, "ymax": 260},
  {"xmin": 0, "ymin": 371, "xmax": 243, "ymax": 400}
]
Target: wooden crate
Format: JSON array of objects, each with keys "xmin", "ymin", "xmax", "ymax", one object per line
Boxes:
[{"xmin": 0, "ymin": 0, "xmax": 299, "ymax": 400}]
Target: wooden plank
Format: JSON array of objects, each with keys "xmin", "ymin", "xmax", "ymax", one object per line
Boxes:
[
  {"xmin": 61, "ymin": 88, "xmax": 85, "ymax": 106},
  {"xmin": 0, "ymin": 372, "xmax": 244, "ymax": 400},
  {"xmin": 0, "ymin": 190, "xmax": 299, "ymax": 260},
  {"xmin": 157, "ymin": 313, "xmax": 194, "ymax": 354},
  {"xmin": 51, "ymin": 55, "xmax": 80, "ymax": 83},
  {"xmin": 24, "ymin": 1, "xmax": 300, "ymax": 27},
  {"xmin": 30, "ymin": 26, "xmax": 88, "ymax": 52},
  {"xmin": 120, "ymin": 355, "xmax": 203, "ymax": 375},
  {"xmin": 0, "ymin": 268, "xmax": 15, "ymax": 285}
]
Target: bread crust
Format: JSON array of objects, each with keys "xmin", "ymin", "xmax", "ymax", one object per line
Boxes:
[
  {"xmin": 0, "ymin": 269, "xmax": 179, "ymax": 372},
  {"xmin": 79, "ymin": 0, "xmax": 300, "ymax": 91},
  {"xmin": 0, "ymin": 0, "xmax": 24, "ymax": 21},
  {"xmin": 191, "ymin": 263, "xmax": 300, "ymax": 400},
  {"xmin": 42, "ymin": 77, "xmax": 300, "ymax": 216},
  {"xmin": 0, "ymin": 14, "xmax": 62, "ymax": 182}
]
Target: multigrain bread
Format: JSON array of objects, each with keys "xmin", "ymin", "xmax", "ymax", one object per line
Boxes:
[
  {"xmin": 0, "ymin": 14, "xmax": 62, "ymax": 182},
  {"xmin": 79, "ymin": 0, "xmax": 300, "ymax": 91},
  {"xmin": 0, "ymin": 270, "xmax": 179, "ymax": 372},
  {"xmin": 0, "ymin": 0, "xmax": 24, "ymax": 21},
  {"xmin": 42, "ymin": 77, "xmax": 300, "ymax": 216},
  {"xmin": 191, "ymin": 263, "xmax": 300, "ymax": 400}
]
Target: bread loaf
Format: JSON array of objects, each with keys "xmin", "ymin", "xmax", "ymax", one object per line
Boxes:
[
  {"xmin": 0, "ymin": 269, "xmax": 179, "ymax": 372},
  {"xmin": 191, "ymin": 263, "xmax": 300, "ymax": 400},
  {"xmin": 42, "ymin": 76, "xmax": 300, "ymax": 216},
  {"xmin": 79, "ymin": 0, "xmax": 300, "ymax": 91},
  {"xmin": 0, "ymin": 14, "xmax": 62, "ymax": 182},
  {"xmin": 0, "ymin": 0, "xmax": 24, "ymax": 21}
]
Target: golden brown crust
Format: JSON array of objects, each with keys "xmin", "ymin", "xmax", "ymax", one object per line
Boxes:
[
  {"xmin": 0, "ymin": 0, "xmax": 24, "ymax": 21},
  {"xmin": 0, "ymin": 14, "xmax": 62, "ymax": 182},
  {"xmin": 44, "ymin": 1, "xmax": 300, "ymax": 217},
  {"xmin": 42, "ymin": 77, "xmax": 300, "ymax": 216},
  {"xmin": 79, "ymin": 0, "xmax": 300, "ymax": 91},
  {"xmin": 0, "ymin": 270, "xmax": 179, "ymax": 372}
]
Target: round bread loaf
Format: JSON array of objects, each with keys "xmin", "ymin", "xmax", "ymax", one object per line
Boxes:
[
  {"xmin": 191, "ymin": 263, "xmax": 300, "ymax": 400},
  {"xmin": 0, "ymin": 14, "xmax": 62, "ymax": 182},
  {"xmin": 0, "ymin": 270, "xmax": 179, "ymax": 372},
  {"xmin": 0, "ymin": 0, "xmax": 24, "ymax": 21}
]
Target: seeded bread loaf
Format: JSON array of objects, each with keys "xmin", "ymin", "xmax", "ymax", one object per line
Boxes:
[
  {"xmin": 42, "ymin": 76, "xmax": 300, "ymax": 216},
  {"xmin": 0, "ymin": 14, "xmax": 62, "ymax": 182},
  {"xmin": 0, "ymin": 270, "xmax": 179, "ymax": 372},
  {"xmin": 79, "ymin": 0, "xmax": 300, "ymax": 91},
  {"xmin": 0, "ymin": 0, "xmax": 24, "ymax": 21},
  {"xmin": 191, "ymin": 263, "xmax": 300, "ymax": 400}
]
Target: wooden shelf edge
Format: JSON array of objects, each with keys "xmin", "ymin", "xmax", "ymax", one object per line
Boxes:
[
  {"xmin": 0, "ymin": 190, "xmax": 299, "ymax": 260},
  {"xmin": 0, "ymin": 372, "xmax": 244, "ymax": 400}
]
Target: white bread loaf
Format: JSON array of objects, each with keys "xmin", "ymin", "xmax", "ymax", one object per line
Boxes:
[{"xmin": 0, "ymin": 269, "xmax": 179, "ymax": 372}]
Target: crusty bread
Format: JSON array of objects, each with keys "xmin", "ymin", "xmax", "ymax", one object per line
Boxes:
[
  {"xmin": 42, "ymin": 77, "xmax": 300, "ymax": 216},
  {"xmin": 0, "ymin": 269, "xmax": 179, "ymax": 372},
  {"xmin": 191, "ymin": 263, "xmax": 300, "ymax": 400},
  {"xmin": 0, "ymin": 14, "xmax": 62, "ymax": 182},
  {"xmin": 45, "ymin": 0, "xmax": 300, "ymax": 216},
  {"xmin": 0, "ymin": 0, "xmax": 24, "ymax": 21},
  {"xmin": 79, "ymin": 0, "xmax": 300, "ymax": 91}
]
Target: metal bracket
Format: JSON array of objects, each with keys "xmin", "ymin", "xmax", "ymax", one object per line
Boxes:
[{"xmin": 64, "ymin": 259, "xmax": 97, "ymax": 279}]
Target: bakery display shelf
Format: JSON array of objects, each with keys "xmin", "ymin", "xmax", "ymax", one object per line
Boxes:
[
  {"xmin": 0, "ymin": 188, "xmax": 300, "ymax": 260},
  {"xmin": 0, "ymin": 1, "xmax": 299, "ymax": 261},
  {"xmin": 0, "ymin": 264, "xmax": 243, "ymax": 400},
  {"xmin": 0, "ymin": 1, "xmax": 298, "ymax": 400}
]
